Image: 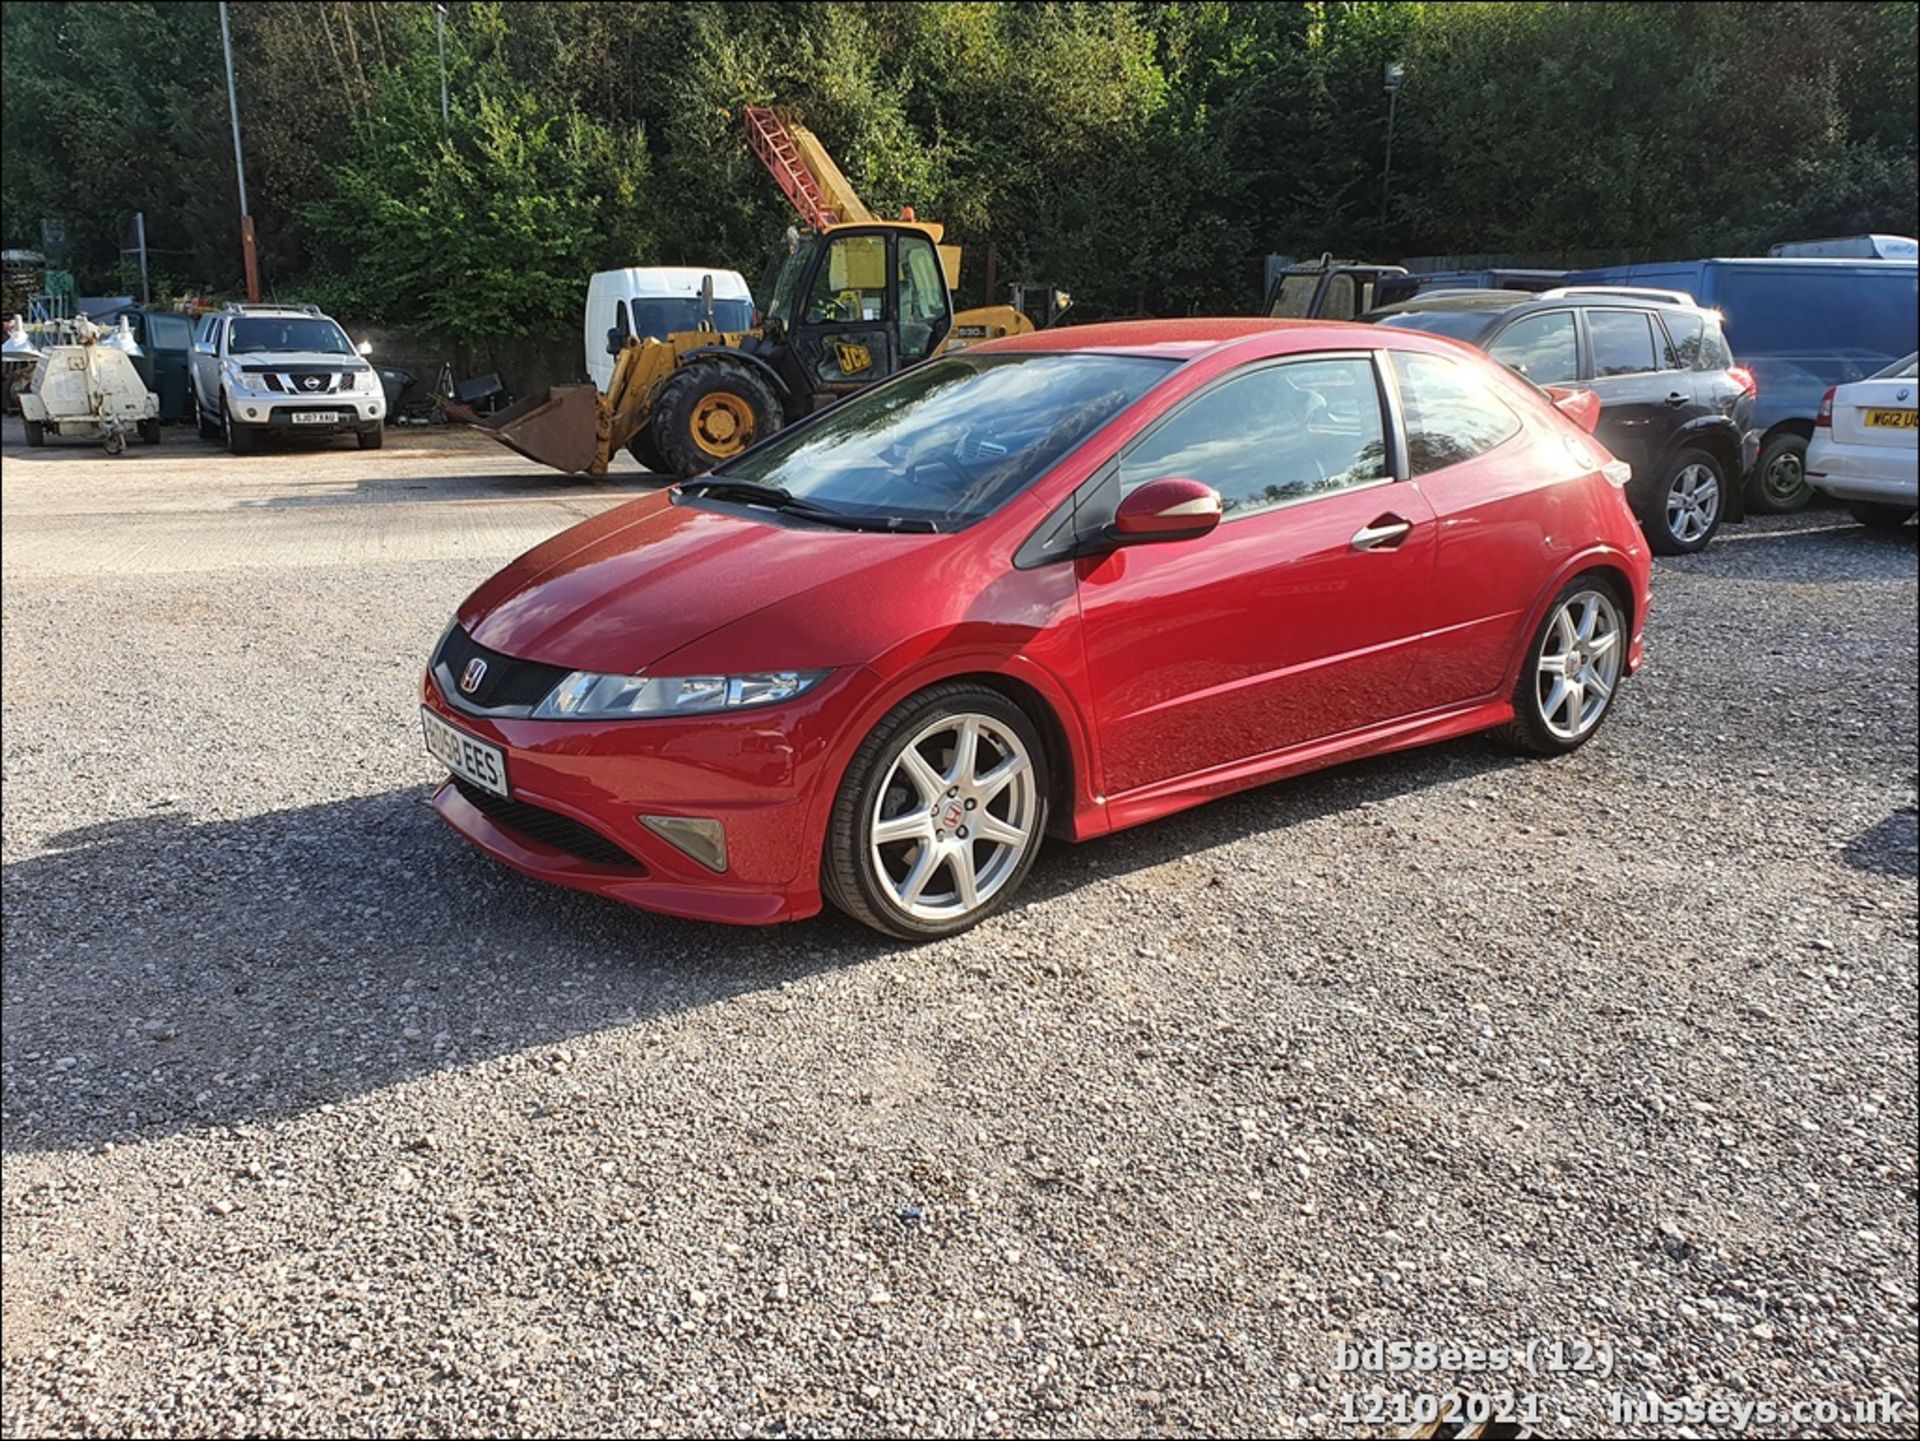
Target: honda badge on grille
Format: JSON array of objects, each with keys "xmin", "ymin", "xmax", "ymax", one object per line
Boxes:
[{"xmin": 460, "ymin": 657, "xmax": 488, "ymax": 695}]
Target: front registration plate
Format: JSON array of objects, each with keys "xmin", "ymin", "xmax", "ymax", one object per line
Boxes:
[
  {"xmin": 421, "ymin": 707, "xmax": 509, "ymax": 798},
  {"xmin": 1864, "ymin": 408, "xmax": 1916, "ymax": 429},
  {"xmin": 290, "ymin": 411, "xmax": 336, "ymax": 425}
]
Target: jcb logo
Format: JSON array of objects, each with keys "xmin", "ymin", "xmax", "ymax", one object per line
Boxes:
[{"xmin": 832, "ymin": 340, "xmax": 873, "ymax": 375}]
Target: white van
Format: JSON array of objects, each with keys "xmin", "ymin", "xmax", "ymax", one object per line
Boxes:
[{"xmin": 584, "ymin": 267, "xmax": 755, "ymax": 392}]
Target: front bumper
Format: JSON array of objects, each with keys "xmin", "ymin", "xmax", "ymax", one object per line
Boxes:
[
  {"xmin": 227, "ymin": 393, "xmax": 384, "ymax": 432},
  {"xmin": 419, "ymin": 668, "xmax": 856, "ymax": 925}
]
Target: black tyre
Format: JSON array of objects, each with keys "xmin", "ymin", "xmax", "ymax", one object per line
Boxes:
[
  {"xmin": 625, "ymin": 426, "xmax": 669, "ymax": 474},
  {"xmin": 1848, "ymin": 500, "xmax": 1916, "ymax": 531},
  {"xmin": 24, "ymin": 418, "xmax": 45, "ymax": 447},
  {"xmin": 650, "ymin": 359, "xmax": 780, "ymax": 478},
  {"xmin": 224, "ymin": 394, "xmax": 256, "ymax": 455},
  {"xmin": 195, "ymin": 393, "xmax": 220, "ymax": 440},
  {"xmin": 823, "ymin": 683, "xmax": 1050, "ymax": 940},
  {"xmin": 357, "ymin": 424, "xmax": 384, "ymax": 451},
  {"xmin": 1748, "ymin": 432, "xmax": 1812, "ymax": 513},
  {"xmin": 138, "ymin": 418, "xmax": 161, "ymax": 446},
  {"xmin": 1494, "ymin": 575, "xmax": 1630, "ymax": 757},
  {"xmin": 1641, "ymin": 446, "xmax": 1725, "ymax": 555}
]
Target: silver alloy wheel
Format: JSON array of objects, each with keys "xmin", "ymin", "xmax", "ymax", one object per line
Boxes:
[
  {"xmin": 869, "ymin": 712, "xmax": 1038, "ymax": 923},
  {"xmin": 1535, "ymin": 589, "xmax": 1624, "ymax": 741},
  {"xmin": 1665, "ymin": 461, "xmax": 1720, "ymax": 545}
]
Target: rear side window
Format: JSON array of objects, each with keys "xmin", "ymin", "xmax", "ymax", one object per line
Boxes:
[
  {"xmin": 1122, "ymin": 357, "xmax": 1388, "ymax": 517},
  {"xmin": 1389, "ymin": 351, "xmax": 1521, "ymax": 475},
  {"xmin": 1698, "ymin": 322, "xmax": 1734, "ymax": 371},
  {"xmin": 1487, "ymin": 311, "xmax": 1578, "ymax": 384},
  {"xmin": 1588, "ymin": 310, "xmax": 1660, "ymax": 376}
]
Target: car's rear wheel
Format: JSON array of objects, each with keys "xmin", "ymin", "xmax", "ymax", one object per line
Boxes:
[
  {"xmin": 1848, "ymin": 500, "xmax": 1916, "ymax": 531},
  {"xmin": 824, "ymin": 683, "xmax": 1049, "ymax": 939},
  {"xmin": 1749, "ymin": 432, "xmax": 1812, "ymax": 513},
  {"xmin": 1495, "ymin": 577, "xmax": 1628, "ymax": 756},
  {"xmin": 1644, "ymin": 447, "xmax": 1724, "ymax": 554}
]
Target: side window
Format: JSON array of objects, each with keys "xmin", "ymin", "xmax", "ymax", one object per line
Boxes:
[
  {"xmin": 1390, "ymin": 351, "xmax": 1521, "ymax": 475},
  {"xmin": 1320, "ymin": 272, "xmax": 1357, "ymax": 321},
  {"xmin": 895, "ymin": 234, "xmax": 947, "ymax": 362},
  {"xmin": 1121, "ymin": 357, "xmax": 1388, "ymax": 518},
  {"xmin": 1588, "ymin": 309, "xmax": 1659, "ymax": 377},
  {"xmin": 804, "ymin": 235, "xmax": 887, "ymax": 325},
  {"xmin": 149, "ymin": 313, "xmax": 192, "ymax": 349},
  {"xmin": 1658, "ymin": 310, "xmax": 1705, "ymax": 370},
  {"xmin": 1486, "ymin": 311, "xmax": 1578, "ymax": 384}
]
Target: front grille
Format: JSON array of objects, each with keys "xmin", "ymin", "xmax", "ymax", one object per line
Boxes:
[
  {"xmin": 435, "ymin": 624, "xmax": 572, "ymax": 712},
  {"xmin": 453, "ymin": 780, "xmax": 643, "ymax": 870}
]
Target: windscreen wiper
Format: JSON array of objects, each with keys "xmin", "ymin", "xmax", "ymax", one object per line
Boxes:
[{"xmin": 677, "ymin": 478, "xmax": 938, "ymax": 534}]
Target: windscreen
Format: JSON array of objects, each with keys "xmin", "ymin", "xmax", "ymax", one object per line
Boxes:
[
  {"xmin": 719, "ymin": 352, "xmax": 1178, "ymax": 528},
  {"xmin": 629, "ymin": 297, "xmax": 754, "ymax": 340},
  {"xmin": 227, "ymin": 317, "xmax": 353, "ymax": 354},
  {"xmin": 1371, "ymin": 309, "xmax": 1499, "ymax": 342}
]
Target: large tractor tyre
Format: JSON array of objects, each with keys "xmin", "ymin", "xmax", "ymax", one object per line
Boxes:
[
  {"xmin": 651, "ymin": 360, "xmax": 781, "ymax": 478},
  {"xmin": 1748, "ymin": 431, "xmax": 1813, "ymax": 513},
  {"xmin": 625, "ymin": 427, "xmax": 670, "ymax": 475}
]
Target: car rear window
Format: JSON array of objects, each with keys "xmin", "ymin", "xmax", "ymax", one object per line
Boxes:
[{"xmin": 1660, "ymin": 310, "xmax": 1707, "ymax": 369}]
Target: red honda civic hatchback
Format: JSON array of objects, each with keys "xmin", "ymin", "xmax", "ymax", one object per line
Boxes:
[{"xmin": 421, "ymin": 319, "xmax": 1651, "ymax": 938}]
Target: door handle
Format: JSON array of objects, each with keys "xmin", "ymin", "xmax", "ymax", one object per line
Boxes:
[
  {"xmin": 1351, "ymin": 515, "xmax": 1414, "ymax": 551},
  {"xmin": 1665, "ymin": 391, "xmax": 1689, "ymax": 406}
]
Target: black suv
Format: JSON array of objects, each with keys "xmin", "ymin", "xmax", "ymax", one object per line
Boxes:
[{"xmin": 1368, "ymin": 288, "xmax": 1756, "ymax": 553}]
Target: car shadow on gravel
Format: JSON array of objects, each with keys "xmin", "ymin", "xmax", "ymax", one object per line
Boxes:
[
  {"xmin": 1845, "ymin": 807, "xmax": 1919, "ymax": 878},
  {"xmin": 2, "ymin": 738, "xmax": 1524, "ymax": 1158}
]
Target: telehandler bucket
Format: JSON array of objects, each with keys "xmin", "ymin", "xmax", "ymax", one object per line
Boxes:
[{"xmin": 442, "ymin": 384, "xmax": 609, "ymax": 476}]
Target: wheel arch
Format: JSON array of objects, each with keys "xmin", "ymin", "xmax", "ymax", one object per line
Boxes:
[{"xmin": 1498, "ymin": 549, "xmax": 1643, "ymax": 698}]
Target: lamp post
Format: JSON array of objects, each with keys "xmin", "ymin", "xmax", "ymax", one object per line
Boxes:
[
  {"xmin": 436, "ymin": 4, "xmax": 449, "ymax": 128},
  {"xmin": 218, "ymin": 1, "xmax": 261, "ymax": 301},
  {"xmin": 1380, "ymin": 61, "xmax": 1405, "ymax": 231}
]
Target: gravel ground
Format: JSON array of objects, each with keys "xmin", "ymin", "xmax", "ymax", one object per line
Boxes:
[{"xmin": 3, "ymin": 417, "xmax": 1916, "ymax": 1438}]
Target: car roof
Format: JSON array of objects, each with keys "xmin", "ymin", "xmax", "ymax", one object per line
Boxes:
[
  {"xmin": 1370, "ymin": 289, "xmax": 1718, "ymax": 325},
  {"xmin": 972, "ymin": 316, "xmax": 1368, "ymax": 360}
]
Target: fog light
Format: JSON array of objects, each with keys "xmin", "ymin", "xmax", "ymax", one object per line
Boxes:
[
  {"xmin": 640, "ymin": 815, "xmax": 727, "ymax": 873},
  {"xmin": 246, "ymin": 408, "xmax": 259, "ymax": 419}
]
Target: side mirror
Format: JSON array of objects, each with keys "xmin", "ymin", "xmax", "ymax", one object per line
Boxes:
[
  {"xmin": 356, "ymin": 339, "xmax": 373, "ymax": 355},
  {"xmin": 193, "ymin": 340, "xmax": 215, "ymax": 356},
  {"xmin": 1543, "ymin": 384, "xmax": 1602, "ymax": 434},
  {"xmin": 606, "ymin": 326, "xmax": 626, "ymax": 357},
  {"xmin": 1109, "ymin": 477, "xmax": 1223, "ymax": 545}
]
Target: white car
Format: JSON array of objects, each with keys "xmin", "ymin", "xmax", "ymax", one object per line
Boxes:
[
  {"xmin": 1807, "ymin": 352, "xmax": 1918, "ymax": 530},
  {"xmin": 190, "ymin": 303, "xmax": 385, "ymax": 454}
]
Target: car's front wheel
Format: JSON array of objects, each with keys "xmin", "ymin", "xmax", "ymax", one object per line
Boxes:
[
  {"xmin": 195, "ymin": 392, "xmax": 220, "ymax": 440},
  {"xmin": 1848, "ymin": 500, "xmax": 1916, "ymax": 531},
  {"xmin": 824, "ymin": 683, "xmax": 1049, "ymax": 939},
  {"xmin": 1644, "ymin": 447, "xmax": 1724, "ymax": 554},
  {"xmin": 1496, "ymin": 576, "xmax": 1628, "ymax": 756}
]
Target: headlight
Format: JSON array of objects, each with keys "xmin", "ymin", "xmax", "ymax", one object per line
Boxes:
[{"xmin": 531, "ymin": 669, "xmax": 829, "ymax": 720}]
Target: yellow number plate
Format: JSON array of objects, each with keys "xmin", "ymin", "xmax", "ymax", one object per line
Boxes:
[{"xmin": 1864, "ymin": 408, "xmax": 1917, "ymax": 429}]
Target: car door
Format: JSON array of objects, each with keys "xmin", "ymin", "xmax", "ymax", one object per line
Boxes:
[
  {"xmin": 1387, "ymin": 348, "xmax": 1559, "ymax": 706},
  {"xmin": 1580, "ymin": 307, "xmax": 1688, "ymax": 486},
  {"xmin": 190, "ymin": 314, "xmax": 223, "ymax": 408},
  {"xmin": 787, "ymin": 230, "xmax": 900, "ymax": 401},
  {"xmin": 1073, "ymin": 352, "xmax": 1438, "ymax": 800}
]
